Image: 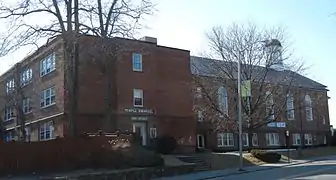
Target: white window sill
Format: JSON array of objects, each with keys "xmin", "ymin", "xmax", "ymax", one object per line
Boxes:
[
  {"xmin": 41, "ymin": 103, "xmax": 56, "ymax": 109},
  {"xmin": 267, "ymin": 144, "xmax": 280, "ymax": 146},
  {"xmin": 24, "ymin": 111, "xmax": 33, "ymax": 115},
  {"xmin": 133, "ymin": 69, "xmax": 143, "ymax": 72},
  {"xmin": 4, "ymin": 118, "xmax": 15, "ymax": 122},
  {"xmin": 40, "ymin": 69, "xmax": 56, "ymax": 77},
  {"xmin": 133, "ymin": 104, "xmax": 143, "ymax": 108}
]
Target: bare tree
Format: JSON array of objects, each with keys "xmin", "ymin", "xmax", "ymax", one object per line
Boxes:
[
  {"xmin": 0, "ymin": 0, "xmax": 154, "ymax": 136},
  {"xmin": 192, "ymin": 23, "xmax": 306, "ymax": 146}
]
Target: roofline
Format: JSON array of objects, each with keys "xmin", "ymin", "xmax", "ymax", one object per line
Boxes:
[
  {"xmin": 0, "ymin": 36, "xmax": 63, "ymax": 78},
  {"xmin": 190, "ymin": 55, "xmax": 328, "ymax": 89}
]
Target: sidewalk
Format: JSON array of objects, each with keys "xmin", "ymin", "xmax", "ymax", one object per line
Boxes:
[{"xmin": 152, "ymin": 155, "xmax": 336, "ymax": 180}]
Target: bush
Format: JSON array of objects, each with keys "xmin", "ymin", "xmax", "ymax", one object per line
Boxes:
[
  {"xmin": 154, "ymin": 135, "xmax": 177, "ymax": 154},
  {"xmin": 251, "ymin": 149, "xmax": 281, "ymax": 163}
]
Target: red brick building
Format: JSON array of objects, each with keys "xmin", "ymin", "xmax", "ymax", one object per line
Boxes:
[
  {"xmin": 191, "ymin": 55, "xmax": 331, "ymax": 151},
  {"xmin": 0, "ymin": 36, "xmax": 331, "ymax": 152},
  {"xmin": 0, "ymin": 36, "xmax": 196, "ymax": 150}
]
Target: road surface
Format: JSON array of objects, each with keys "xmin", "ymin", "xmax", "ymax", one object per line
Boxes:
[{"xmin": 210, "ymin": 158, "xmax": 336, "ymax": 180}]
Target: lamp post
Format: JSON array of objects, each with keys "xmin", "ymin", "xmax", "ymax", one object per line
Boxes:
[{"xmin": 238, "ymin": 51, "xmax": 243, "ymax": 171}]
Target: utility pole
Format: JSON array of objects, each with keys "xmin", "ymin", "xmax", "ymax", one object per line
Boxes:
[{"xmin": 238, "ymin": 51, "xmax": 243, "ymax": 171}]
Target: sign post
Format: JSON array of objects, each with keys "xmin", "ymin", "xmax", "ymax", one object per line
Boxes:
[{"xmin": 285, "ymin": 130, "xmax": 290, "ymax": 163}]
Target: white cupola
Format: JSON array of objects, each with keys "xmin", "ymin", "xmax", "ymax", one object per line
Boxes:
[{"xmin": 265, "ymin": 39, "xmax": 284, "ymax": 71}]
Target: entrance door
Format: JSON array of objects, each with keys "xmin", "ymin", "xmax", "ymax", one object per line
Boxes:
[
  {"xmin": 197, "ymin": 134, "xmax": 205, "ymax": 148},
  {"xmin": 132, "ymin": 122, "xmax": 147, "ymax": 146}
]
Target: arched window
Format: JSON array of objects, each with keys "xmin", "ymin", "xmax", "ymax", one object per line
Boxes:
[
  {"xmin": 286, "ymin": 93, "xmax": 295, "ymax": 120},
  {"xmin": 217, "ymin": 86, "xmax": 228, "ymax": 116},
  {"xmin": 305, "ymin": 95, "xmax": 313, "ymax": 121},
  {"xmin": 265, "ymin": 91, "xmax": 275, "ymax": 120}
]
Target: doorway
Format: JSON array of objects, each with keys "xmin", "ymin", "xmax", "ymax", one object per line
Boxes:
[
  {"xmin": 132, "ymin": 122, "xmax": 147, "ymax": 146},
  {"xmin": 197, "ymin": 134, "xmax": 205, "ymax": 149}
]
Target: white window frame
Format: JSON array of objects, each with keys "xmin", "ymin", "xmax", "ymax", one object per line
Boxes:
[
  {"xmin": 149, "ymin": 127, "xmax": 157, "ymax": 138},
  {"xmin": 197, "ymin": 110, "xmax": 203, "ymax": 122},
  {"xmin": 286, "ymin": 93, "xmax": 295, "ymax": 120},
  {"xmin": 322, "ymin": 116, "xmax": 326, "ymax": 124},
  {"xmin": 4, "ymin": 131, "xmax": 13, "ymax": 142},
  {"xmin": 252, "ymin": 133, "xmax": 258, "ymax": 146},
  {"xmin": 266, "ymin": 133, "xmax": 280, "ymax": 146},
  {"xmin": 132, "ymin": 53, "xmax": 142, "ymax": 72},
  {"xmin": 40, "ymin": 86, "xmax": 56, "ymax": 108},
  {"xmin": 40, "ymin": 53, "xmax": 56, "ymax": 77},
  {"xmin": 242, "ymin": 133, "xmax": 249, "ymax": 146},
  {"xmin": 292, "ymin": 133, "xmax": 301, "ymax": 145},
  {"xmin": 22, "ymin": 98, "xmax": 32, "ymax": 114},
  {"xmin": 217, "ymin": 133, "xmax": 234, "ymax": 147},
  {"xmin": 265, "ymin": 91, "xmax": 275, "ymax": 120},
  {"xmin": 21, "ymin": 68, "xmax": 33, "ymax": 86},
  {"xmin": 40, "ymin": 122, "xmax": 54, "ymax": 141},
  {"xmin": 304, "ymin": 133, "xmax": 313, "ymax": 145},
  {"xmin": 305, "ymin": 95, "xmax": 313, "ymax": 121},
  {"xmin": 217, "ymin": 86, "xmax": 228, "ymax": 116},
  {"xmin": 25, "ymin": 126, "xmax": 31, "ymax": 142},
  {"xmin": 133, "ymin": 89, "xmax": 143, "ymax": 107},
  {"xmin": 5, "ymin": 79, "xmax": 15, "ymax": 94},
  {"xmin": 3, "ymin": 107, "xmax": 15, "ymax": 121}
]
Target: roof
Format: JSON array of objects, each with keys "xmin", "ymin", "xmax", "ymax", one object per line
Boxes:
[{"xmin": 190, "ymin": 56, "xmax": 327, "ymax": 91}]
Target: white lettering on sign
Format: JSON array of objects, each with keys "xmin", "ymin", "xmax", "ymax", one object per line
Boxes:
[
  {"xmin": 267, "ymin": 122, "xmax": 286, "ymax": 128},
  {"xmin": 131, "ymin": 117, "xmax": 148, "ymax": 121},
  {"xmin": 124, "ymin": 108, "xmax": 154, "ymax": 114}
]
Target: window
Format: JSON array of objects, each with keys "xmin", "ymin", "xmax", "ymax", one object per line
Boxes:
[
  {"xmin": 40, "ymin": 86, "xmax": 56, "ymax": 108},
  {"xmin": 21, "ymin": 68, "xmax": 32, "ymax": 86},
  {"xmin": 197, "ymin": 110, "xmax": 203, "ymax": 122},
  {"xmin": 40, "ymin": 122, "xmax": 54, "ymax": 141},
  {"xmin": 304, "ymin": 133, "xmax": 313, "ymax": 145},
  {"xmin": 5, "ymin": 79, "xmax": 15, "ymax": 93},
  {"xmin": 286, "ymin": 93, "xmax": 295, "ymax": 120},
  {"xmin": 4, "ymin": 131, "xmax": 13, "ymax": 142},
  {"xmin": 217, "ymin": 86, "xmax": 228, "ymax": 116},
  {"xmin": 195, "ymin": 87, "xmax": 202, "ymax": 98},
  {"xmin": 25, "ymin": 127, "xmax": 31, "ymax": 142},
  {"xmin": 252, "ymin": 133, "xmax": 258, "ymax": 146},
  {"xmin": 322, "ymin": 116, "xmax": 326, "ymax": 124},
  {"xmin": 217, "ymin": 133, "xmax": 234, "ymax": 147},
  {"xmin": 149, "ymin": 128, "xmax": 157, "ymax": 138},
  {"xmin": 292, "ymin": 133, "xmax": 301, "ymax": 145},
  {"xmin": 3, "ymin": 107, "xmax": 14, "ymax": 121},
  {"xmin": 242, "ymin": 133, "xmax": 249, "ymax": 146},
  {"xmin": 265, "ymin": 91, "xmax": 275, "ymax": 120},
  {"xmin": 40, "ymin": 53, "xmax": 56, "ymax": 76},
  {"xmin": 22, "ymin": 98, "xmax": 32, "ymax": 114},
  {"xmin": 266, "ymin": 133, "xmax": 280, "ymax": 146},
  {"xmin": 305, "ymin": 95, "xmax": 313, "ymax": 121},
  {"xmin": 132, "ymin": 53, "xmax": 142, "ymax": 72},
  {"xmin": 133, "ymin": 89, "xmax": 143, "ymax": 107}
]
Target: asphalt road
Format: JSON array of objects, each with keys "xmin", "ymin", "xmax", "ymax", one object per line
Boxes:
[{"xmin": 210, "ymin": 159, "xmax": 336, "ymax": 180}]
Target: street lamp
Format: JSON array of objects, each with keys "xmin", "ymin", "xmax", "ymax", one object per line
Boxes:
[{"xmin": 237, "ymin": 51, "xmax": 243, "ymax": 171}]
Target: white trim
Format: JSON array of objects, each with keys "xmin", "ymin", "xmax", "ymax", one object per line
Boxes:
[{"xmin": 6, "ymin": 112, "xmax": 64, "ymax": 131}]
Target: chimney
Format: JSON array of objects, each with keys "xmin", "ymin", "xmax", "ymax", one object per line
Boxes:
[{"xmin": 140, "ymin": 36, "xmax": 157, "ymax": 44}]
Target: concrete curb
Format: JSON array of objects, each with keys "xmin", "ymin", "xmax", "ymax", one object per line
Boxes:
[{"xmin": 197, "ymin": 156, "xmax": 332, "ymax": 180}]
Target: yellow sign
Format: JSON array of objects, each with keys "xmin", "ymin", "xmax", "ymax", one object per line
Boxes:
[{"xmin": 241, "ymin": 80, "xmax": 251, "ymax": 97}]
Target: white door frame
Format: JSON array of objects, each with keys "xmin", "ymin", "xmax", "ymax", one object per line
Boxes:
[
  {"xmin": 132, "ymin": 122, "xmax": 147, "ymax": 146},
  {"xmin": 197, "ymin": 134, "xmax": 205, "ymax": 148}
]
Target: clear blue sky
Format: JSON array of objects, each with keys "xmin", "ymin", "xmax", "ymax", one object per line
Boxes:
[
  {"xmin": 0, "ymin": 0, "xmax": 335, "ymax": 125},
  {"xmin": 139, "ymin": 0, "xmax": 336, "ymax": 126}
]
